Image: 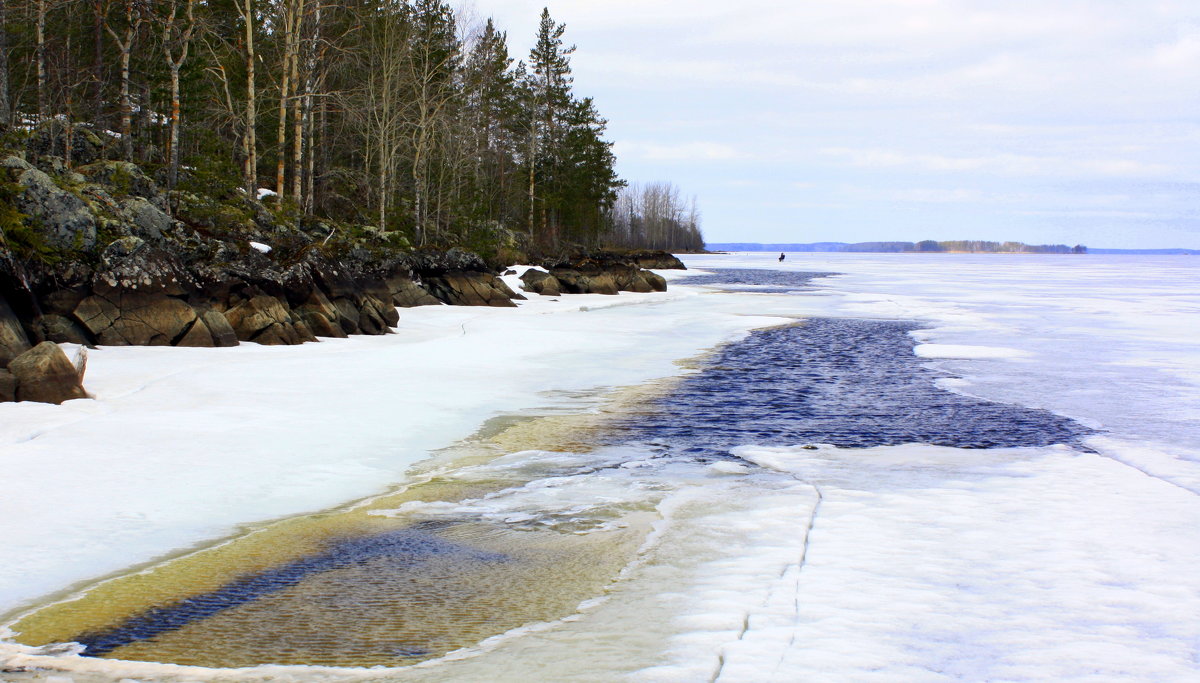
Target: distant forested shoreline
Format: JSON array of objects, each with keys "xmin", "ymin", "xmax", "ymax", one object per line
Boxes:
[{"xmin": 708, "ymin": 241, "xmax": 1091, "ymax": 254}]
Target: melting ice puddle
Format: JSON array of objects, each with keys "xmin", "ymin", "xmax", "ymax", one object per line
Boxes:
[{"xmin": 0, "ymin": 269, "xmax": 1099, "ymax": 678}]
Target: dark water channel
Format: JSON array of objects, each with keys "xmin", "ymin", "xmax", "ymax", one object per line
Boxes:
[{"xmin": 612, "ymin": 268, "xmax": 1091, "ymax": 456}]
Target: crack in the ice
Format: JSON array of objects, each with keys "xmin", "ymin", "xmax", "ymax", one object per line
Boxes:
[{"xmin": 712, "ymin": 478, "xmax": 823, "ymax": 683}]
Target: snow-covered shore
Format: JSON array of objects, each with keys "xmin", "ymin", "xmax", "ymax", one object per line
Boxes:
[
  {"xmin": 2, "ymin": 253, "xmax": 1199, "ymax": 682},
  {"xmin": 0, "ymin": 268, "xmax": 788, "ymax": 616}
]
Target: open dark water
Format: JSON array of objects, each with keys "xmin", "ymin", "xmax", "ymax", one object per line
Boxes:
[
  {"xmin": 62, "ymin": 268, "xmax": 1091, "ymax": 664},
  {"xmin": 613, "ymin": 268, "xmax": 1091, "ymax": 456}
]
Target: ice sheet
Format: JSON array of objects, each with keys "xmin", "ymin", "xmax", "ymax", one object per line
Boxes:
[
  {"xmin": 0, "ymin": 283, "xmax": 789, "ymax": 615},
  {"xmin": 3, "ymin": 252, "xmax": 1199, "ymax": 682}
]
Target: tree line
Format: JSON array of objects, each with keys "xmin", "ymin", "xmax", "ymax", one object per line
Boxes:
[{"xmin": 0, "ymin": 1, "xmax": 702, "ymax": 253}]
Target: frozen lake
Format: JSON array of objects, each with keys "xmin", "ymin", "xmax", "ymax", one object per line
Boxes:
[{"xmin": 1, "ymin": 253, "xmax": 1198, "ymax": 681}]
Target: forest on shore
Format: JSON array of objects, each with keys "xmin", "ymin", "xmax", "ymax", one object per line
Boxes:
[
  {"xmin": 709, "ymin": 240, "xmax": 1089, "ymax": 254},
  {"xmin": 0, "ymin": 0, "xmax": 705, "ymax": 257}
]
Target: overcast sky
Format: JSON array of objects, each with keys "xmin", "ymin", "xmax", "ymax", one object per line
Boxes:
[{"xmin": 476, "ymin": 1, "xmax": 1200, "ymax": 248}]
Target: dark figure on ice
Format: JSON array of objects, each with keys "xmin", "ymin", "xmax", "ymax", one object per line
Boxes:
[{"xmin": 778, "ymin": 252, "xmax": 786, "ymax": 262}]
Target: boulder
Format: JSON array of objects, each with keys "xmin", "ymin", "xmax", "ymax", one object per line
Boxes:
[
  {"xmin": 8, "ymin": 342, "xmax": 88, "ymax": 404},
  {"xmin": 120, "ymin": 197, "xmax": 173, "ymax": 241},
  {"xmin": 78, "ymin": 161, "xmax": 163, "ymax": 205},
  {"xmin": 93, "ymin": 238, "xmax": 191, "ymax": 295},
  {"xmin": 357, "ymin": 296, "xmax": 391, "ymax": 335},
  {"xmin": 519, "ymin": 269, "xmax": 562, "ymax": 297},
  {"xmin": 31, "ymin": 314, "xmax": 92, "ymax": 345},
  {"xmin": 223, "ymin": 295, "xmax": 313, "ymax": 345},
  {"xmin": 0, "ymin": 293, "xmax": 32, "ymax": 366},
  {"xmin": 199, "ymin": 310, "xmax": 239, "ymax": 347},
  {"xmin": 424, "ymin": 272, "xmax": 518, "ymax": 307},
  {"xmin": 0, "ymin": 368, "xmax": 15, "ymax": 402},
  {"xmin": 174, "ymin": 317, "xmax": 215, "ymax": 347},
  {"xmin": 491, "ymin": 277, "xmax": 526, "ymax": 301},
  {"xmin": 294, "ymin": 290, "xmax": 348, "ymax": 339},
  {"xmin": 73, "ymin": 290, "xmax": 198, "ymax": 346},
  {"xmin": 332, "ymin": 297, "xmax": 361, "ymax": 334},
  {"xmin": 387, "ymin": 276, "xmax": 441, "ymax": 307},
  {"xmin": 551, "ymin": 269, "xmax": 619, "ymax": 295},
  {"xmin": 642, "ymin": 270, "xmax": 667, "ymax": 292},
  {"xmin": 630, "ymin": 250, "xmax": 686, "ymax": 270},
  {"xmin": 25, "ymin": 121, "xmax": 112, "ymax": 166},
  {"xmin": 15, "ymin": 166, "xmax": 97, "ymax": 251}
]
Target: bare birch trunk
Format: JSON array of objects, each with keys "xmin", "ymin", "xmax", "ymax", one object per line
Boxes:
[
  {"xmin": 241, "ymin": 0, "xmax": 258, "ymax": 195},
  {"xmin": 36, "ymin": 0, "xmax": 46, "ymax": 120}
]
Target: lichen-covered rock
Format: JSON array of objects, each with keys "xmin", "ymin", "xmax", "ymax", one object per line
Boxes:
[
  {"xmin": 519, "ymin": 269, "xmax": 562, "ymax": 296},
  {"xmin": 78, "ymin": 160, "xmax": 164, "ymax": 206},
  {"xmin": 8, "ymin": 341, "xmax": 88, "ymax": 404},
  {"xmin": 120, "ymin": 197, "xmax": 173, "ymax": 241},
  {"xmin": 14, "ymin": 166, "xmax": 97, "ymax": 251},
  {"xmin": 25, "ymin": 121, "xmax": 113, "ymax": 166},
  {"xmin": 0, "ymin": 368, "xmax": 15, "ymax": 402},
  {"xmin": 93, "ymin": 238, "xmax": 192, "ymax": 295},
  {"xmin": 0, "ymin": 293, "xmax": 32, "ymax": 366}
]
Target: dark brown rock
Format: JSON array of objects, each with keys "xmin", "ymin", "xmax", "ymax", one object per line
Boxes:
[
  {"xmin": 31, "ymin": 314, "xmax": 92, "ymax": 345},
  {"xmin": 199, "ymin": 310, "xmax": 239, "ymax": 347},
  {"xmin": 491, "ymin": 277, "xmax": 526, "ymax": 301},
  {"xmin": 426, "ymin": 273, "xmax": 519, "ymax": 307},
  {"xmin": 8, "ymin": 342, "xmax": 88, "ymax": 404},
  {"xmin": 642, "ymin": 270, "xmax": 668, "ymax": 292},
  {"xmin": 175, "ymin": 318, "xmax": 215, "ymax": 347},
  {"xmin": 520, "ymin": 270, "xmax": 562, "ymax": 297},
  {"xmin": 387, "ymin": 277, "xmax": 442, "ymax": 307},
  {"xmin": 294, "ymin": 290, "xmax": 348, "ymax": 339},
  {"xmin": 0, "ymin": 369, "xmax": 16, "ymax": 402},
  {"xmin": 332, "ymin": 298, "xmax": 361, "ymax": 334},
  {"xmin": 0, "ymin": 294, "xmax": 32, "ymax": 366},
  {"xmin": 73, "ymin": 290, "xmax": 198, "ymax": 346},
  {"xmin": 223, "ymin": 295, "xmax": 301, "ymax": 344}
]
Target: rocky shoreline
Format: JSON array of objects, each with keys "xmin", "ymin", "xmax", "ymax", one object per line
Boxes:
[{"xmin": 0, "ymin": 128, "xmax": 683, "ymax": 404}]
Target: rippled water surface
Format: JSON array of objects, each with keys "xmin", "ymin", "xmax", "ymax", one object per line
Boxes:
[{"xmin": 617, "ymin": 317, "xmax": 1090, "ymax": 454}]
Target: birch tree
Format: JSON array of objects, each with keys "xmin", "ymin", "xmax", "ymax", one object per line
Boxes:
[
  {"xmin": 159, "ymin": 0, "xmax": 196, "ymax": 189},
  {"xmin": 102, "ymin": 0, "xmax": 143, "ymax": 161}
]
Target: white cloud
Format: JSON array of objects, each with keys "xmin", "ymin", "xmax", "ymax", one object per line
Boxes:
[
  {"xmin": 614, "ymin": 141, "xmax": 743, "ymax": 162},
  {"xmin": 820, "ymin": 148, "xmax": 1174, "ymax": 179}
]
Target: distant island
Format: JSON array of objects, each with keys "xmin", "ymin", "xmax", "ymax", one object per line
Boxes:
[
  {"xmin": 707, "ymin": 241, "xmax": 1200, "ymax": 255},
  {"xmin": 707, "ymin": 241, "xmax": 1089, "ymax": 254}
]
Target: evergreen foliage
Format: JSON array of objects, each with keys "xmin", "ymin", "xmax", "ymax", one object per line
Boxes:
[{"xmin": 0, "ymin": 2, "xmax": 702, "ymax": 254}]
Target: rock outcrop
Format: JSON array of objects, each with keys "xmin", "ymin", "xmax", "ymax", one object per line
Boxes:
[
  {"xmin": 0, "ymin": 132, "xmax": 683, "ymax": 404},
  {"xmin": 7, "ymin": 342, "xmax": 87, "ymax": 404},
  {"xmin": 0, "ymin": 293, "xmax": 31, "ymax": 365},
  {"xmin": 518, "ymin": 251, "xmax": 672, "ymax": 297}
]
